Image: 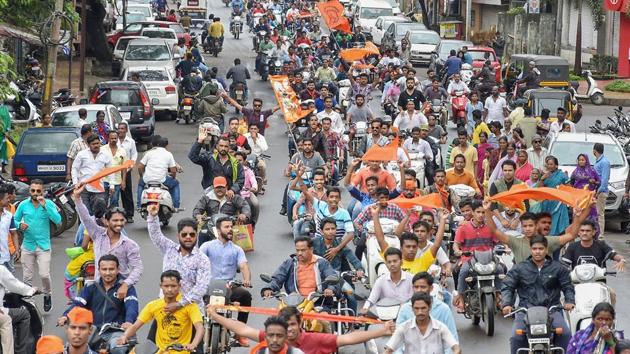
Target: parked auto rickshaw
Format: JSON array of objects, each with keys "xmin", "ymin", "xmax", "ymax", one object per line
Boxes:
[
  {"xmin": 502, "ymin": 54, "xmax": 571, "ymax": 90},
  {"xmin": 523, "ymin": 88, "xmax": 582, "ymax": 124},
  {"xmin": 180, "ymin": 6, "xmax": 208, "ymax": 35}
]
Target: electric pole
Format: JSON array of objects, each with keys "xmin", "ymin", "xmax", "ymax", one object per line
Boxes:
[
  {"xmin": 41, "ymin": 0, "xmax": 65, "ymax": 115},
  {"xmin": 79, "ymin": 0, "xmax": 87, "ymax": 94}
]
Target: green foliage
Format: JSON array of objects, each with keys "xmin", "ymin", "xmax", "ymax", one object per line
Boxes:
[
  {"xmin": 0, "ymin": 0, "xmax": 55, "ymax": 28},
  {"xmin": 569, "ymin": 73, "xmax": 584, "ymax": 81},
  {"xmin": 507, "ymin": 7, "xmax": 525, "ymax": 15},
  {"xmin": 585, "ymin": 0, "xmax": 603, "ymax": 29},
  {"xmin": 0, "ymin": 54, "xmax": 16, "ymax": 101},
  {"xmin": 605, "ymin": 80, "xmax": 630, "ymax": 93},
  {"xmin": 591, "ymin": 55, "xmax": 618, "ymax": 75}
]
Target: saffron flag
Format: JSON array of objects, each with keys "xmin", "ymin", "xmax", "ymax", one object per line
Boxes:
[
  {"xmin": 487, "ymin": 184, "xmax": 594, "ymax": 210},
  {"xmin": 269, "ymin": 75, "xmax": 314, "ymax": 124},
  {"xmin": 340, "ymin": 41, "xmax": 381, "ymax": 62},
  {"xmin": 390, "ymin": 193, "xmax": 445, "ymax": 211},
  {"xmin": 316, "ymin": 0, "xmax": 352, "ymax": 33},
  {"xmin": 361, "ymin": 138, "xmax": 399, "ymax": 162},
  {"xmin": 84, "ymin": 159, "xmax": 134, "ymax": 192}
]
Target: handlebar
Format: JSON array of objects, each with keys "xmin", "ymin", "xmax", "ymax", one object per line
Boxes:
[{"xmin": 503, "ymin": 305, "xmax": 563, "ymax": 318}]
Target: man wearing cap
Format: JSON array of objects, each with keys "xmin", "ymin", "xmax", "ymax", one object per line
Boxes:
[
  {"xmin": 192, "ymin": 176, "xmax": 251, "ymax": 231},
  {"xmin": 64, "ymin": 307, "xmax": 96, "ymax": 354},
  {"xmin": 549, "ymin": 107, "xmax": 575, "ymax": 134},
  {"xmin": 527, "ymin": 134, "xmax": 548, "ymax": 170},
  {"xmin": 37, "ymin": 335, "xmax": 64, "ymax": 354}
]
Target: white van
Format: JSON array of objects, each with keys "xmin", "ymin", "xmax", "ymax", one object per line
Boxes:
[{"xmin": 353, "ymin": 0, "xmax": 394, "ymax": 33}]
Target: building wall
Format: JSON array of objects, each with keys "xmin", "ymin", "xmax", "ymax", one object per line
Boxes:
[{"xmin": 562, "ymin": 1, "xmax": 599, "ymax": 50}]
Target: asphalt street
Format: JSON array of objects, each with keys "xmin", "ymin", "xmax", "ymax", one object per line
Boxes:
[{"xmin": 25, "ymin": 1, "xmax": 630, "ymax": 353}]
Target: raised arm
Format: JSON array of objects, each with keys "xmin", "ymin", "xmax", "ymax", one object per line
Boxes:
[
  {"xmin": 370, "ymin": 205, "xmax": 389, "ymax": 252},
  {"xmin": 146, "ymin": 204, "xmax": 177, "ymax": 253},
  {"xmin": 71, "ymin": 184, "xmax": 106, "ymax": 240},
  {"xmin": 394, "ymin": 210, "xmax": 411, "ymax": 237},
  {"xmin": 337, "ymin": 321, "xmax": 395, "ymax": 347},
  {"xmin": 206, "ymin": 305, "xmax": 260, "ymax": 341},
  {"xmin": 483, "ymin": 199, "xmax": 510, "ymax": 244},
  {"xmin": 560, "ymin": 196, "xmax": 596, "ymax": 244},
  {"xmin": 429, "ymin": 209, "xmax": 448, "ymax": 257}
]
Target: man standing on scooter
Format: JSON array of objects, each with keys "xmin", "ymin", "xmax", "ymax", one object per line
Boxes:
[{"xmin": 502, "ymin": 236, "xmax": 574, "ymax": 354}]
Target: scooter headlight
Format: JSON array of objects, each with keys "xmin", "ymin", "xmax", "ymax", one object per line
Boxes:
[
  {"xmin": 575, "ymin": 266, "xmax": 596, "ymax": 282},
  {"xmin": 473, "ymin": 262, "xmax": 496, "ymax": 275},
  {"xmin": 530, "ymin": 324, "xmax": 548, "ymax": 336}
]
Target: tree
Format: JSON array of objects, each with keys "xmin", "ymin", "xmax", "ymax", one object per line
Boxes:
[{"xmin": 573, "ymin": 0, "xmax": 603, "ymax": 73}]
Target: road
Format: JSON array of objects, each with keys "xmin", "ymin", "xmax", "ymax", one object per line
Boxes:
[{"xmin": 28, "ymin": 1, "xmax": 630, "ymax": 353}]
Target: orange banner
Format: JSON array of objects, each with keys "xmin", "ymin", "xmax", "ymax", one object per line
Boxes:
[
  {"xmin": 269, "ymin": 75, "xmax": 314, "ymax": 124},
  {"xmin": 487, "ymin": 184, "xmax": 594, "ymax": 210},
  {"xmin": 213, "ymin": 305, "xmax": 383, "ymax": 324},
  {"xmin": 316, "ymin": 0, "xmax": 352, "ymax": 33},
  {"xmin": 84, "ymin": 159, "xmax": 134, "ymax": 192},
  {"xmin": 390, "ymin": 193, "xmax": 445, "ymax": 211},
  {"xmin": 340, "ymin": 41, "xmax": 380, "ymax": 62},
  {"xmin": 361, "ymin": 138, "xmax": 398, "ymax": 162}
]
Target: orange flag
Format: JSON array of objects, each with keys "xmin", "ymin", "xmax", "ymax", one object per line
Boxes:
[
  {"xmin": 269, "ymin": 75, "xmax": 314, "ymax": 124},
  {"xmin": 316, "ymin": 0, "xmax": 352, "ymax": 33},
  {"xmin": 487, "ymin": 184, "xmax": 594, "ymax": 210},
  {"xmin": 390, "ymin": 193, "xmax": 445, "ymax": 210},
  {"xmin": 84, "ymin": 159, "xmax": 134, "ymax": 192},
  {"xmin": 340, "ymin": 41, "xmax": 381, "ymax": 62},
  {"xmin": 361, "ymin": 138, "xmax": 398, "ymax": 162}
]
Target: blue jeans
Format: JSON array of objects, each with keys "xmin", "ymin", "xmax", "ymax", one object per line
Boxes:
[
  {"xmin": 292, "ymin": 218, "xmax": 312, "ymax": 240},
  {"xmin": 137, "ymin": 176, "xmax": 181, "ymax": 208},
  {"xmin": 104, "ymin": 183, "xmax": 121, "ymax": 207},
  {"xmin": 510, "ymin": 311, "xmax": 571, "ymax": 354}
]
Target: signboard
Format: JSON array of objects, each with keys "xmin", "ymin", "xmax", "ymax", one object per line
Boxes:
[
  {"xmin": 188, "ymin": 0, "xmax": 199, "ymax": 6},
  {"xmin": 527, "ymin": 0, "xmax": 540, "ymax": 13},
  {"xmin": 439, "ymin": 22, "xmax": 461, "ymax": 39}
]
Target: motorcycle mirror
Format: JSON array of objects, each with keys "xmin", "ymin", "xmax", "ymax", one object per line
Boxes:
[
  {"xmin": 260, "ymin": 274, "xmax": 272, "ymax": 283},
  {"xmin": 323, "ymin": 275, "xmax": 339, "ymax": 285}
]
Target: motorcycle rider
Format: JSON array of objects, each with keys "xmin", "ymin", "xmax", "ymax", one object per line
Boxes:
[
  {"xmin": 397, "ymin": 77, "xmax": 426, "ymax": 112},
  {"xmin": 314, "ymin": 59, "xmax": 336, "ymax": 90},
  {"xmin": 394, "ymin": 100, "xmax": 428, "ymax": 132},
  {"xmin": 443, "ymin": 50, "xmax": 462, "ymax": 81},
  {"xmin": 316, "ymin": 96, "xmax": 343, "ymax": 134},
  {"xmin": 0, "ymin": 263, "xmax": 40, "ymax": 354},
  {"xmin": 245, "ymin": 123, "xmax": 268, "ymax": 187},
  {"xmin": 446, "ymin": 73, "xmax": 470, "ymax": 96},
  {"xmin": 189, "ymin": 132, "xmax": 245, "ymax": 192},
  {"xmin": 403, "ymin": 126, "xmax": 434, "ymax": 174},
  {"xmin": 256, "ymin": 34, "xmax": 275, "ymax": 74},
  {"xmin": 72, "ymin": 134, "xmax": 112, "ymax": 213},
  {"xmin": 137, "ymin": 135, "xmax": 182, "ymax": 211},
  {"xmin": 175, "ymin": 52, "xmax": 195, "ymax": 78},
  {"xmin": 299, "ymin": 80, "xmax": 319, "ymax": 101},
  {"xmin": 502, "ymin": 236, "xmax": 574, "ymax": 354},
  {"xmin": 515, "ymin": 60, "xmax": 540, "ymax": 97},
  {"xmin": 63, "ymin": 307, "xmax": 96, "ymax": 354},
  {"xmin": 208, "ymin": 17, "xmax": 225, "ymax": 48},
  {"xmin": 356, "ymin": 118, "xmax": 388, "ymax": 156},
  {"xmin": 192, "ymin": 176, "xmax": 251, "ymax": 230},
  {"xmin": 474, "ymin": 60, "xmax": 495, "ymax": 98},
  {"xmin": 424, "ymin": 79, "xmax": 449, "ymax": 102},
  {"xmin": 360, "ymin": 247, "xmax": 413, "ymax": 314},
  {"xmin": 349, "ymin": 67, "xmax": 379, "ymax": 103},
  {"xmin": 57, "ymin": 254, "xmax": 138, "ymax": 354},
  {"xmin": 198, "ymin": 214, "xmax": 253, "ymax": 347},
  {"xmin": 346, "ymin": 94, "xmax": 375, "ymax": 125},
  {"xmin": 226, "ymin": 58, "xmax": 251, "ymax": 102},
  {"xmin": 197, "ymin": 83, "xmax": 241, "ymax": 131}
]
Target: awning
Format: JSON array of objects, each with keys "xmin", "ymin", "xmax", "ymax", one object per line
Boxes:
[{"xmin": 0, "ymin": 23, "xmax": 43, "ymax": 46}]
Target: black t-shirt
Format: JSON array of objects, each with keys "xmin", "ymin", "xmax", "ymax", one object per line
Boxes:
[
  {"xmin": 562, "ymin": 240, "xmax": 616, "ymax": 268},
  {"xmin": 397, "ymin": 89, "xmax": 426, "ymax": 110}
]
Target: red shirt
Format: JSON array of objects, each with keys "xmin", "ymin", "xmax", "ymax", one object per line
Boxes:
[
  {"xmin": 258, "ymin": 330, "xmax": 337, "ymax": 354},
  {"xmin": 454, "ymin": 220, "xmax": 496, "ymax": 263}
]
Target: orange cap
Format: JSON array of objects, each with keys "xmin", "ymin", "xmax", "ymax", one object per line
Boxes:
[
  {"xmin": 213, "ymin": 176, "xmax": 228, "ymax": 188},
  {"xmin": 36, "ymin": 335, "xmax": 64, "ymax": 354},
  {"xmin": 67, "ymin": 307, "xmax": 93, "ymax": 325}
]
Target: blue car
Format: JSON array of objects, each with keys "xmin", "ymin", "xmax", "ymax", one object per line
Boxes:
[{"xmin": 12, "ymin": 127, "xmax": 80, "ymax": 184}]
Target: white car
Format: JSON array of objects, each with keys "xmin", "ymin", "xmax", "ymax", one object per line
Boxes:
[
  {"xmin": 125, "ymin": 3, "xmax": 155, "ymax": 21},
  {"xmin": 51, "ymin": 104, "xmax": 123, "ymax": 128},
  {"xmin": 115, "ymin": 12, "xmax": 146, "ymax": 31},
  {"xmin": 122, "ymin": 66, "xmax": 178, "ymax": 118},
  {"xmin": 122, "ymin": 38, "xmax": 179, "ymax": 78},
  {"xmin": 140, "ymin": 27, "xmax": 178, "ymax": 50},
  {"xmin": 402, "ymin": 29, "xmax": 441, "ymax": 66},
  {"xmin": 371, "ymin": 16, "xmax": 410, "ymax": 46},
  {"xmin": 112, "ymin": 35, "xmax": 148, "ymax": 76},
  {"xmin": 353, "ymin": 0, "xmax": 394, "ymax": 32}
]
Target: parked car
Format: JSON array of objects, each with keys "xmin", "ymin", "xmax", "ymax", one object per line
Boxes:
[
  {"xmin": 112, "ymin": 35, "xmax": 148, "ymax": 77},
  {"xmin": 114, "ymin": 12, "xmax": 146, "ymax": 31},
  {"xmin": 12, "ymin": 127, "xmax": 80, "ymax": 184},
  {"xmin": 548, "ymin": 132, "xmax": 628, "ymax": 223},
  {"xmin": 428, "ymin": 39, "xmax": 473, "ymax": 74},
  {"xmin": 467, "ymin": 46, "xmax": 502, "ymax": 83},
  {"xmin": 125, "ymin": 3, "xmax": 155, "ymax": 21},
  {"xmin": 352, "ymin": 0, "xmax": 394, "ymax": 33},
  {"xmin": 381, "ymin": 0, "xmax": 401, "ymax": 14},
  {"xmin": 90, "ymin": 81, "xmax": 155, "ymax": 142},
  {"xmin": 140, "ymin": 27, "xmax": 178, "ymax": 49},
  {"xmin": 371, "ymin": 16, "xmax": 410, "ymax": 46},
  {"xmin": 107, "ymin": 21, "xmax": 185, "ymax": 50},
  {"xmin": 51, "ymin": 104, "xmax": 122, "ymax": 128},
  {"xmin": 121, "ymin": 66, "xmax": 178, "ymax": 119},
  {"xmin": 402, "ymin": 29, "xmax": 441, "ymax": 66},
  {"xmin": 381, "ymin": 21, "xmax": 426, "ymax": 50},
  {"xmin": 121, "ymin": 38, "xmax": 178, "ymax": 78}
]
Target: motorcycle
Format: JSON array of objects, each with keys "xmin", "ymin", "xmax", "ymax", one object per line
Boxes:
[
  {"xmin": 247, "ymin": 153, "xmax": 270, "ymax": 191},
  {"xmin": 230, "ymin": 82, "xmax": 247, "ymax": 113},
  {"xmin": 4, "ymin": 292, "xmax": 44, "ymax": 354},
  {"xmin": 53, "ymin": 88, "xmax": 76, "ymax": 107},
  {"xmin": 258, "ymin": 50, "xmax": 273, "ymax": 81},
  {"xmin": 199, "ymin": 118, "xmax": 222, "ymax": 150},
  {"xmin": 140, "ymin": 181, "xmax": 174, "ymax": 226},
  {"xmin": 451, "ymin": 90, "xmax": 469, "ymax": 127},
  {"xmin": 252, "ymin": 30, "xmax": 266, "ymax": 53},
  {"xmin": 89, "ymin": 323, "xmax": 134, "ymax": 353},
  {"xmin": 347, "ymin": 121, "xmax": 368, "ymax": 157},
  {"xmin": 460, "ymin": 63, "xmax": 473, "ymax": 86},
  {"xmin": 569, "ymin": 70, "xmax": 604, "ymax": 105},
  {"xmin": 5, "ymin": 81, "xmax": 40, "ymax": 125},
  {"xmin": 46, "ymin": 181, "xmax": 78, "ymax": 237},
  {"xmin": 231, "ymin": 16, "xmax": 242, "ymax": 39},
  {"xmin": 179, "ymin": 93, "xmax": 198, "ymax": 124},
  {"xmin": 425, "ymin": 98, "xmax": 449, "ymax": 130},
  {"xmin": 458, "ymin": 245, "xmax": 507, "ymax": 336},
  {"xmin": 505, "ymin": 306, "xmax": 566, "ymax": 354},
  {"xmin": 204, "ymin": 279, "xmax": 249, "ymax": 354},
  {"xmin": 407, "ymin": 151, "xmax": 427, "ymax": 188},
  {"xmin": 360, "ymin": 218, "xmax": 400, "ymax": 288}
]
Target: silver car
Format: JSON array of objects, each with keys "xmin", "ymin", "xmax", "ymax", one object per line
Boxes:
[{"xmin": 122, "ymin": 38, "xmax": 179, "ymax": 79}]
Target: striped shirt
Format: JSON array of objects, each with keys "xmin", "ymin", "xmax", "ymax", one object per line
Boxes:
[
  {"xmin": 313, "ymin": 198, "xmax": 354, "ymax": 239},
  {"xmin": 454, "ymin": 221, "xmax": 496, "ymax": 263}
]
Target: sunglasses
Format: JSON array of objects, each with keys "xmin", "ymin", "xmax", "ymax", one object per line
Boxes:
[
  {"xmin": 30, "ymin": 189, "xmax": 42, "ymax": 193},
  {"xmin": 533, "ymin": 140, "xmax": 542, "ymax": 143},
  {"xmin": 253, "ymin": 104, "xmax": 262, "ymax": 107},
  {"xmin": 180, "ymin": 232, "xmax": 196, "ymax": 238}
]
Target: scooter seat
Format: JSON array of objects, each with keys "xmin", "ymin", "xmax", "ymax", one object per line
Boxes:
[{"xmin": 146, "ymin": 182, "xmax": 166, "ymax": 189}]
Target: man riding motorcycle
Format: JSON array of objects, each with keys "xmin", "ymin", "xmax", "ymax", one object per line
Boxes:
[
  {"xmin": 208, "ymin": 17, "xmax": 225, "ymax": 48},
  {"xmin": 193, "ymin": 175, "xmax": 251, "ymax": 229},
  {"xmin": 197, "ymin": 83, "xmax": 241, "ymax": 131},
  {"xmin": 226, "ymin": 58, "xmax": 251, "ymax": 103}
]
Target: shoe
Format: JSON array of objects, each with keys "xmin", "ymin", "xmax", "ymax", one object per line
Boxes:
[
  {"xmin": 126, "ymin": 216, "xmax": 134, "ymax": 223},
  {"xmin": 44, "ymin": 294, "xmax": 52, "ymax": 313},
  {"xmin": 174, "ymin": 207, "xmax": 185, "ymax": 213},
  {"xmin": 279, "ymin": 206, "xmax": 287, "ymax": 216},
  {"xmin": 237, "ymin": 336, "xmax": 250, "ymax": 347}
]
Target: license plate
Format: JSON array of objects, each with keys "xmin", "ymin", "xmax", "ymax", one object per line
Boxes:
[
  {"xmin": 120, "ymin": 112, "xmax": 131, "ymax": 120},
  {"xmin": 148, "ymin": 89, "xmax": 160, "ymax": 95},
  {"xmin": 476, "ymin": 275, "xmax": 495, "ymax": 280},
  {"xmin": 209, "ymin": 295, "xmax": 226, "ymax": 306},
  {"xmin": 184, "ymin": 106, "xmax": 192, "ymax": 111},
  {"xmin": 59, "ymin": 194, "xmax": 68, "ymax": 204},
  {"xmin": 37, "ymin": 165, "xmax": 65, "ymax": 172},
  {"xmin": 235, "ymin": 90, "xmax": 243, "ymax": 95}
]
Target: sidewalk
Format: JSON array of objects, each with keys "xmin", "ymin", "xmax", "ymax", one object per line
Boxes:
[
  {"xmin": 53, "ymin": 57, "xmax": 114, "ymax": 98},
  {"xmin": 576, "ymin": 78, "xmax": 630, "ymax": 106}
]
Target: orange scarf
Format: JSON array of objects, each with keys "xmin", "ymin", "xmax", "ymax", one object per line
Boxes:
[{"xmin": 250, "ymin": 341, "xmax": 290, "ymax": 354}]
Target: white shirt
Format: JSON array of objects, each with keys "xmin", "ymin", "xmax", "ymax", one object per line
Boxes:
[
  {"xmin": 0, "ymin": 265, "xmax": 35, "ymax": 312},
  {"xmin": 527, "ymin": 146, "xmax": 548, "ymax": 170},
  {"xmin": 446, "ymin": 80, "xmax": 470, "ymax": 95},
  {"xmin": 402, "ymin": 138, "xmax": 433, "ymax": 161},
  {"xmin": 0, "ymin": 209, "xmax": 14, "ymax": 264},
  {"xmin": 316, "ymin": 109, "xmax": 345, "ymax": 135},
  {"xmin": 101, "ymin": 144, "xmax": 128, "ymax": 186},
  {"xmin": 484, "ymin": 96, "xmax": 507, "ymax": 123},
  {"xmin": 393, "ymin": 111, "xmax": 428, "ymax": 132},
  {"xmin": 72, "ymin": 149, "xmax": 113, "ymax": 192},
  {"xmin": 380, "ymin": 56, "xmax": 402, "ymax": 68},
  {"xmin": 363, "ymin": 271, "xmax": 413, "ymax": 309},
  {"xmin": 140, "ymin": 147, "xmax": 176, "ymax": 183},
  {"xmin": 245, "ymin": 133, "xmax": 269, "ymax": 156},
  {"xmin": 76, "ymin": 118, "xmax": 88, "ymax": 128},
  {"xmin": 118, "ymin": 134, "xmax": 138, "ymax": 163},
  {"xmin": 550, "ymin": 119, "xmax": 576, "ymax": 134},
  {"xmin": 386, "ymin": 317, "xmax": 458, "ymax": 354}
]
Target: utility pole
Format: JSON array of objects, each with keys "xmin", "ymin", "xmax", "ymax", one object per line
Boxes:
[
  {"xmin": 79, "ymin": 0, "xmax": 87, "ymax": 94},
  {"xmin": 41, "ymin": 0, "xmax": 65, "ymax": 115},
  {"xmin": 122, "ymin": 0, "xmax": 128, "ymax": 29},
  {"xmin": 465, "ymin": 0, "xmax": 471, "ymax": 41}
]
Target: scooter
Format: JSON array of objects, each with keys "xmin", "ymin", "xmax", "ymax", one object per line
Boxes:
[
  {"xmin": 566, "ymin": 260, "xmax": 615, "ymax": 333},
  {"xmin": 140, "ymin": 181, "xmax": 175, "ymax": 226},
  {"xmin": 337, "ymin": 79, "xmax": 352, "ymax": 111},
  {"xmin": 408, "ymin": 151, "xmax": 427, "ymax": 188},
  {"xmin": 360, "ymin": 218, "xmax": 400, "ymax": 288},
  {"xmin": 451, "ymin": 90, "xmax": 469, "ymax": 127},
  {"xmin": 179, "ymin": 93, "xmax": 197, "ymax": 124},
  {"xmin": 6, "ymin": 81, "xmax": 40, "ymax": 125},
  {"xmin": 505, "ymin": 306, "xmax": 566, "ymax": 354},
  {"xmin": 460, "ymin": 63, "xmax": 473, "ymax": 86},
  {"xmin": 204, "ymin": 279, "xmax": 249, "ymax": 354},
  {"xmin": 4, "ymin": 292, "xmax": 44, "ymax": 354},
  {"xmin": 569, "ymin": 70, "xmax": 604, "ymax": 105},
  {"xmin": 426, "ymin": 98, "xmax": 449, "ymax": 130}
]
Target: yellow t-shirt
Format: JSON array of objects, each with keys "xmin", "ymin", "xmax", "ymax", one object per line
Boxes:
[
  {"xmin": 449, "ymin": 145, "xmax": 478, "ymax": 175},
  {"xmin": 209, "ymin": 22, "xmax": 224, "ymax": 38},
  {"xmin": 137, "ymin": 295, "xmax": 203, "ymax": 353},
  {"xmin": 380, "ymin": 249, "xmax": 435, "ymax": 274}
]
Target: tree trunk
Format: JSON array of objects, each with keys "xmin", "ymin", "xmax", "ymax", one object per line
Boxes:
[
  {"xmin": 574, "ymin": 0, "xmax": 582, "ymax": 73},
  {"xmin": 417, "ymin": 0, "xmax": 431, "ymax": 30},
  {"xmin": 555, "ymin": 0, "xmax": 563, "ymax": 56},
  {"xmin": 86, "ymin": 0, "xmax": 112, "ymax": 62}
]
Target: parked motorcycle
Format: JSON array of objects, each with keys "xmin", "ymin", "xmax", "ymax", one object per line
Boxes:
[
  {"xmin": 204, "ymin": 279, "xmax": 250, "ymax": 354},
  {"xmin": 46, "ymin": 182, "xmax": 78, "ymax": 237},
  {"xmin": 569, "ymin": 70, "xmax": 604, "ymax": 105},
  {"xmin": 53, "ymin": 88, "xmax": 76, "ymax": 107},
  {"xmin": 5, "ymin": 81, "xmax": 40, "ymax": 125},
  {"xmin": 504, "ymin": 306, "xmax": 566, "ymax": 354},
  {"xmin": 140, "ymin": 181, "xmax": 175, "ymax": 226}
]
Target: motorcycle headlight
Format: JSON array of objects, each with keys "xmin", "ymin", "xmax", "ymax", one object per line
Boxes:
[
  {"xmin": 530, "ymin": 324, "xmax": 548, "ymax": 336},
  {"xmin": 473, "ymin": 262, "xmax": 496, "ymax": 275},
  {"xmin": 575, "ymin": 266, "xmax": 596, "ymax": 282}
]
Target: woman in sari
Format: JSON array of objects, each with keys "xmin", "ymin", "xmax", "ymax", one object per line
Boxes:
[
  {"xmin": 489, "ymin": 141, "xmax": 518, "ymax": 185},
  {"xmin": 515, "ymin": 149, "xmax": 534, "ymax": 182},
  {"xmin": 567, "ymin": 302, "xmax": 622, "ymax": 354},
  {"xmin": 569, "ymin": 153, "xmax": 601, "ymax": 234},
  {"xmin": 476, "ymin": 131, "xmax": 493, "ymax": 194},
  {"xmin": 540, "ymin": 155, "xmax": 570, "ymax": 236}
]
